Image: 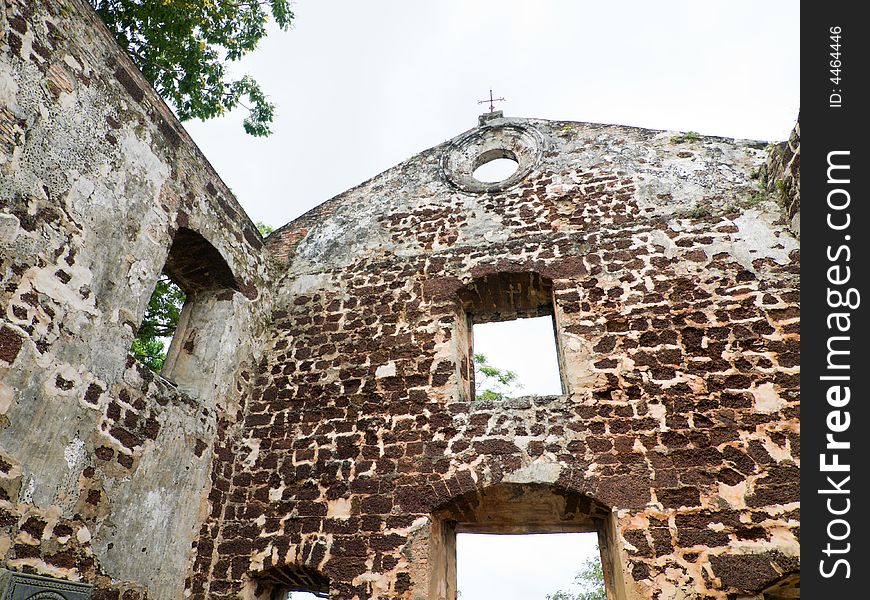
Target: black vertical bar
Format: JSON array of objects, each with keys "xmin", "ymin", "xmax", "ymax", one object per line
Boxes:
[{"xmin": 802, "ymin": 2, "xmax": 869, "ymax": 596}]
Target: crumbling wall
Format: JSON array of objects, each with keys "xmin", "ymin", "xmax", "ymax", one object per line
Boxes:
[
  {"xmin": 1, "ymin": 0, "xmax": 269, "ymax": 597},
  {"xmin": 201, "ymin": 118, "xmax": 800, "ymax": 599},
  {"xmin": 761, "ymin": 118, "xmax": 800, "ymax": 237},
  {"xmin": 2, "ymin": 2, "xmax": 800, "ymax": 599}
]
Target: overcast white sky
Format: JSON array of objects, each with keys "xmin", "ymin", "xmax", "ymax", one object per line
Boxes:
[
  {"xmin": 181, "ymin": 3, "xmax": 798, "ymax": 597},
  {"xmin": 475, "ymin": 317, "xmax": 563, "ymax": 397},
  {"xmin": 184, "ymin": 0, "xmax": 799, "ymax": 231}
]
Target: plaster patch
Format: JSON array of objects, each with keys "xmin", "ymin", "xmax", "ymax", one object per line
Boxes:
[
  {"xmin": 0, "ymin": 61, "xmax": 18, "ymax": 108},
  {"xmin": 376, "ymin": 362, "xmax": 397, "ymax": 378},
  {"xmin": 327, "ymin": 498, "xmax": 352, "ymax": 518},
  {"xmin": 118, "ymin": 129, "xmax": 171, "ymax": 193},
  {"xmin": 702, "ymin": 205, "xmax": 799, "ymax": 273},
  {"xmin": 286, "ymin": 272, "xmax": 333, "ymax": 296},
  {"xmin": 0, "ymin": 382, "xmax": 14, "ymax": 414},
  {"xmin": 268, "ymin": 484, "xmax": 285, "ymax": 502},
  {"xmin": 63, "ymin": 54, "xmax": 83, "ymax": 71},
  {"xmin": 0, "ymin": 213, "xmax": 20, "ymax": 244},
  {"xmin": 761, "ymin": 437, "xmax": 794, "ymax": 463},
  {"xmin": 63, "ymin": 436, "xmax": 86, "ymax": 470},
  {"xmin": 717, "ymin": 480, "xmax": 747, "ymax": 509},
  {"xmin": 20, "ymin": 476, "xmax": 36, "ymax": 503},
  {"xmin": 768, "ymin": 526, "xmax": 800, "ymax": 556},
  {"xmin": 752, "ymin": 382, "xmax": 785, "ymax": 414},
  {"xmin": 241, "ymin": 437, "xmax": 261, "ymax": 468},
  {"xmin": 76, "ymin": 525, "xmax": 91, "ymax": 544},
  {"xmin": 128, "ymin": 259, "xmax": 152, "ymax": 299},
  {"xmin": 647, "ymin": 403, "xmax": 667, "ymax": 430},
  {"xmin": 29, "ymin": 267, "xmax": 97, "ymax": 315},
  {"xmin": 503, "ymin": 460, "xmax": 562, "ymax": 484}
]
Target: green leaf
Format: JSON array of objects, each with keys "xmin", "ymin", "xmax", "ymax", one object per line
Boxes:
[
  {"xmin": 255, "ymin": 221, "xmax": 275, "ymax": 236},
  {"xmin": 131, "ymin": 337, "xmax": 166, "ymax": 372},
  {"xmin": 93, "ymin": 0, "xmax": 293, "ymax": 136},
  {"xmin": 132, "ymin": 274, "xmax": 185, "ymax": 372},
  {"xmin": 473, "ymin": 353, "xmax": 523, "ymax": 401},
  {"xmin": 546, "ymin": 549, "xmax": 606, "ymax": 600}
]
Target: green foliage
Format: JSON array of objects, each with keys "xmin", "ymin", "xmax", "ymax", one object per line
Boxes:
[
  {"xmin": 746, "ymin": 191, "xmax": 766, "ymax": 206},
  {"xmin": 473, "ymin": 353, "xmax": 521, "ymax": 401},
  {"xmin": 669, "ymin": 130, "xmax": 702, "ymax": 144},
  {"xmin": 682, "ymin": 205, "xmax": 711, "ymax": 219},
  {"xmin": 92, "ymin": 0, "xmax": 294, "ymax": 136},
  {"xmin": 132, "ymin": 275, "xmax": 186, "ymax": 371},
  {"xmin": 131, "ymin": 336, "xmax": 166, "ymax": 371},
  {"xmin": 256, "ymin": 221, "xmax": 275, "ymax": 236},
  {"xmin": 546, "ymin": 551, "xmax": 606, "ymax": 600}
]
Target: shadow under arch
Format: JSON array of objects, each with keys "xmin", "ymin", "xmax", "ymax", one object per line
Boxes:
[
  {"xmin": 157, "ymin": 227, "xmax": 244, "ymax": 387},
  {"xmin": 456, "ymin": 271, "xmax": 554, "ymax": 323},
  {"xmin": 164, "ymin": 227, "xmax": 241, "ymax": 295},
  {"xmin": 433, "ymin": 481, "xmax": 610, "ymax": 533},
  {"xmin": 428, "ymin": 482, "xmax": 629, "ymax": 600},
  {"xmin": 251, "ymin": 563, "xmax": 331, "ymax": 600}
]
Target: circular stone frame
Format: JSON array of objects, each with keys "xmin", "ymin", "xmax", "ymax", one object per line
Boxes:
[{"xmin": 441, "ymin": 122, "xmax": 545, "ymax": 193}]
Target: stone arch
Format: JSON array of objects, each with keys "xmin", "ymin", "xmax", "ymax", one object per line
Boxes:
[
  {"xmin": 456, "ymin": 271, "xmax": 555, "ymax": 323},
  {"xmin": 154, "ymin": 227, "xmax": 242, "ymax": 391},
  {"xmin": 163, "ymin": 227, "xmax": 241, "ymax": 295},
  {"xmin": 250, "ymin": 564, "xmax": 331, "ymax": 600},
  {"xmin": 428, "ymin": 482, "xmax": 628, "ymax": 600}
]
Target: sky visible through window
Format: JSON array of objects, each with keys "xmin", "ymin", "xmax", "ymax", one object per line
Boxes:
[
  {"xmin": 473, "ymin": 157, "xmax": 519, "ymax": 182},
  {"xmin": 473, "ymin": 316, "xmax": 563, "ymax": 397},
  {"xmin": 457, "ymin": 532, "xmax": 601, "ymax": 600}
]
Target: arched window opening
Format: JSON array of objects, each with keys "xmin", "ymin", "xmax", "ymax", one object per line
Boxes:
[
  {"xmin": 130, "ymin": 228, "xmax": 240, "ymax": 392},
  {"xmin": 255, "ymin": 564, "xmax": 331, "ymax": 600},
  {"xmin": 457, "ymin": 531, "xmax": 603, "ymax": 600}
]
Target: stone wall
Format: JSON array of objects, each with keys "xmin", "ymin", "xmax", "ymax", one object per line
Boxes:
[
  {"xmin": 1, "ymin": 0, "xmax": 269, "ymax": 597},
  {"xmin": 761, "ymin": 119, "xmax": 800, "ymax": 237},
  {"xmin": 201, "ymin": 119, "xmax": 800, "ymax": 599},
  {"xmin": 2, "ymin": 2, "xmax": 800, "ymax": 599}
]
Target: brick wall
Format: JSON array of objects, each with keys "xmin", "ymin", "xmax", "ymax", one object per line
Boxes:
[{"xmin": 204, "ymin": 119, "xmax": 800, "ymax": 599}]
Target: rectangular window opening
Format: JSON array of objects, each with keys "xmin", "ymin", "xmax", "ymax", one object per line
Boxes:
[
  {"xmin": 472, "ymin": 315, "xmax": 563, "ymax": 400},
  {"xmin": 456, "ymin": 531, "xmax": 605, "ymax": 600},
  {"xmin": 131, "ymin": 273, "xmax": 186, "ymax": 374}
]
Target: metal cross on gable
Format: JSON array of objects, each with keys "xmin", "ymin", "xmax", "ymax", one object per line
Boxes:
[{"xmin": 478, "ymin": 89, "xmax": 505, "ymax": 113}]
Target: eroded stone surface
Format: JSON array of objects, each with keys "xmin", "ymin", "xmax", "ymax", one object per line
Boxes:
[
  {"xmin": 1, "ymin": 0, "xmax": 268, "ymax": 597},
  {"xmin": 2, "ymin": 1, "xmax": 799, "ymax": 599}
]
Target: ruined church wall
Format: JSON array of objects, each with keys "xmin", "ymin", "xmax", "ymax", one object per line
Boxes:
[
  {"xmin": 203, "ymin": 119, "xmax": 800, "ymax": 599},
  {"xmin": 1, "ymin": 0, "xmax": 269, "ymax": 597},
  {"xmin": 1, "ymin": 2, "xmax": 800, "ymax": 598}
]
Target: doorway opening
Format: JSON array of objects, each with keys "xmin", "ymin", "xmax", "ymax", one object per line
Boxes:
[
  {"xmin": 457, "ymin": 531, "xmax": 603, "ymax": 600},
  {"xmin": 429, "ymin": 484, "xmax": 622, "ymax": 600}
]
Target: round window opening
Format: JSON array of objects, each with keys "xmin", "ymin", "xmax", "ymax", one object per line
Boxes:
[
  {"xmin": 472, "ymin": 149, "xmax": 520, "ymax": 183},
  {"xmin": 442, "ymin": 123, "xmax": 543, "ymax": 192},
  {"xmin": 473, "ymin": 157, "xmax": 519, "ymax": 183}
]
